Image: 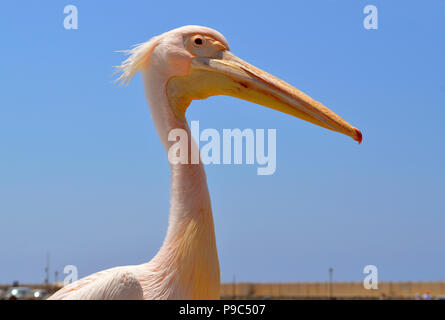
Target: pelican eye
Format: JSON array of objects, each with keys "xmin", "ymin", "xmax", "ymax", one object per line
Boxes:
[{"xmin": 194, "ymin": 37, "xmax": 203, "ymax": 45}]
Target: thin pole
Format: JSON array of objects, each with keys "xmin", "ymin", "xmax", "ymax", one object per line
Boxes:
[
  {"xmin": 328, "ymin": 267, "xmax": 333, "ymax": 299},
  {"xmin": 45, "ymin": 252, "xmax": 50, "ymax": 286}
]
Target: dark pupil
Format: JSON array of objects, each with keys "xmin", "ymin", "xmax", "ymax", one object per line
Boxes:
[{"xmin": 194, "ymin": 38, "xmax": 203, "ymax": 45}]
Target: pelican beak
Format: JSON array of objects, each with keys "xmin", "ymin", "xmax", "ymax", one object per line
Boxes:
[{"xmin": 167, "ymin": 50, "xmax": 362, "ymax": 143}]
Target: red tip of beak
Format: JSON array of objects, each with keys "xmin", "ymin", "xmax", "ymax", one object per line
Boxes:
[{"xmin": 354, "ymin": 128, "xmax": 362, "ymax": 144}]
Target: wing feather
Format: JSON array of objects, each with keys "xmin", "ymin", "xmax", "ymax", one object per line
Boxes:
[{"xmin": 49, "ymin": 269, "xmax": 143, "ymax": 300}]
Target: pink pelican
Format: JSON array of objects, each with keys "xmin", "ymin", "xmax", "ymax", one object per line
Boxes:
[{"xmin": 48, "ymin": 25, "xmax": 361, "ymax": 300}]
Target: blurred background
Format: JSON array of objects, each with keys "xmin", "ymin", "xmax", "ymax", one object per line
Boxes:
[{"xmin": 1, "ymin": 0, "xmax": 444, "ymax": 299}]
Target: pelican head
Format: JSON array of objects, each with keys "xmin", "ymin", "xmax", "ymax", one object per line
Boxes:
[{"xmin": 116, "ymin": 25, "xmax": 362, "ymax": 143}]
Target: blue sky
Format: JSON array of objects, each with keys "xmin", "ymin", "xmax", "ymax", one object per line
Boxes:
[{"xmin": 1, "ymin": 0, "xmax": 444, "ymax": 284}]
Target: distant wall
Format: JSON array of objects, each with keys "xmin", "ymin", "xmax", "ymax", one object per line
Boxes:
[
  {"xmin": 2, "ymin": 282, "xmax": 445, "ymax": 299},
  {"xmin": 220, "ymin": 282, "xmax": 445, "ymax": 299},
  {"xmin": 0, "ymin": 283, "xmax": 62, "ymax": 294}
]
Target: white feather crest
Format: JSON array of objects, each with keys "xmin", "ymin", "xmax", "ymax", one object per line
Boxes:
[{"xmin": 114, "ymin": 36, "xmax": 161, "ymax": 86}]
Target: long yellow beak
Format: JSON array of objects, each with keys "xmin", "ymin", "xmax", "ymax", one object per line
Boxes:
[{"xmin": 167, "ymin": 50, "xmax": 362, "ymax": 143}]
